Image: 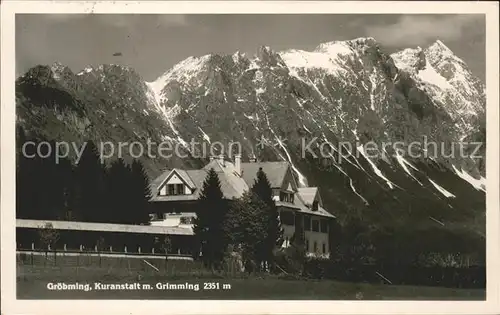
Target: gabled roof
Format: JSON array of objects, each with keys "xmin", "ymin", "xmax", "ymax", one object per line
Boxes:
[
  {"xmin": 156, "ymin": 168, "xmax": 196, "ymax": 191},
  {"xmin": 241, "ymin": 161, "xmax": 289, "ymax": 189},
  {"xmin": 150, "ymin": 159, "xmax": 248, "ymax": 202},
  {"xmin": 297, "ymin": 187, "xmax": 318, "ymax": 207},
  {"xmin": 277, "ymin": 187, "xmax": 335, "ymax": 219},
  {"xmin": 150, "ymin": 169, "xmax": 207, "ymax": 202}
]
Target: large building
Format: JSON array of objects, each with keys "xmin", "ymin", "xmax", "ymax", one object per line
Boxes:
[{"xmin": 149, "ymin": 155, "xmax": 336, "ymax": 256}]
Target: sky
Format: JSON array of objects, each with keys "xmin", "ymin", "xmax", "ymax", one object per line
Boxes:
[{"xmin": 16, "ymin": 14, "xmax": 486, "ymax": 82}]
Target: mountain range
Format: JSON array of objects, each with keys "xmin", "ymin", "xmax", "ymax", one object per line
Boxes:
[{"xmin": 15, "ymin": 37, "xmax": 486, "ymax": 259}]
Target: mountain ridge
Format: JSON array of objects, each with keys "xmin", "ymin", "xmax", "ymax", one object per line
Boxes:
[{"xmin": 15, "ymin": 37, "xmax": 486, "ymax": 248}]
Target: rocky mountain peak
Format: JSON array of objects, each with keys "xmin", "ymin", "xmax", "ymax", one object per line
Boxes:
[
  {"xmin": 256, "ymin": 45, "xmax": 286, "ymax": 67},
  {"xmin": 391, "ymin": 47, "xmax": 427, "ymax": 73},
  {"xmin": 426, "ymin": 39, "xmax": 454, "ymax": 58},
  {"xmin": 50, "ymin": 62, "xmax": 74, "ymax": 80}
]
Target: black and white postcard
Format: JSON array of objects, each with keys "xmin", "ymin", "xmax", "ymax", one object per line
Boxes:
[{"xmin": 1, "ymin": 1, "xmax": 499, "ymax": 314}]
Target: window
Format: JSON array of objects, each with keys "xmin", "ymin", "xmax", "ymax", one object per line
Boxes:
[
  {"xmin": 304, "ymin": 216, "xmax": 311, "ymax": 231},
  {"xmin": 176, "ymin": 184, "xmax": 184, "ymax": 195},
  {"xmin": 320, "ymin": 219, "xmax": 328, "ymax": 233},
  {"xmin": 313, "ymin": 241, "xmax": 317, "ymax": 252},
  {"xmin": 279, "ymin": 191, "xmax": 294, "ymax": 203},
  {"xmin": 305, "ymin": 239, "xmax": 309, "ymax": 251},
  {"xmin": 322, "ymin": 243, "xmax": 326, "ymax": 254},
  {"xmin": 280, "ymin": 211, "xmax": 295, "ymax": 226},
  {"xmin": 166, "ymin": 184, "xmax": 185, "ymax": 195},
  {"xmin": 168, "ymin": 184, "xmax": 175, "ymax": 195},
  {"xmin": 312, "ymin": 220, "xmax": 319, "ymax": 232}
]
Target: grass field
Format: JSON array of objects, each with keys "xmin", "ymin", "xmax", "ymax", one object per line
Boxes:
[{"xmin": 17, "ymin": 264, "xmax": 485, "ymax": 300}]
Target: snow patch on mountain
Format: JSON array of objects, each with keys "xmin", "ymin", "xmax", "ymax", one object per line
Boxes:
[
  {"xmin": 77, "ymin": 67, "xmax": 93, "ymax": 76},
  {"xmin": 452, "ymin": 165, "xmax": 486, "ymax": 192},
  {"xmin": 395, "ymin": 153, "xmax": 422, "ymax": 185},
  {"xmin": 358, "ymin": 145, "xmax": 394, "ymax": 189},
  {"xmin": 349, "ymin": 178, "xmax": 369, "ymax": 205},
  {"xmin": 417, "ymin": 60, "xmax": 453, "ymax": 90},
  {"xmin": 198, "ymin": 127, "xmax": 211, "ymax": 143},
  {"xmin": 368, "ymin": 70, "xmax": 378, "ymax": 111},
  {"xmin": 279, "ymin": 49, "xmax": 348, "ymax": 76},
  {"xmin": 429, "ymin": 179, "xmax": 456, "ymax": 198}
]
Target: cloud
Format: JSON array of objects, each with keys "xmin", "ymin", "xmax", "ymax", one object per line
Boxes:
[{"xmin": 365, "ymin": 15, "xmax": 483, "ymax": 47}]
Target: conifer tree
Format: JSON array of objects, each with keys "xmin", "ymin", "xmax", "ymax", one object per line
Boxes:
[
  {"xmin": 74, "ymin": 141, "xmax": 107, "ymax": 222},
  {"xmin": 129, "ymin": 159, "xmax": 151, "ymax": 224},
  {"xmin": 16, "ymin": 132, "xmax": 76, "ymax": 221},
  {"xmin": 105, "ymin": 158, "xmax": 130, "ymax": 223},
  {"xmin": 193, "ymin": 168, "xmax": 229, "ymax": 270},
  {"xmin": 225, "ymin": 191, "xmax": 269, "ymax": 273},
  {"xmin": 16, "ymin": 127, "xmax": 39, "ymax": 219},
  {"xmin": 251, "ymin": 167, "xmax": 283, "ymax": 270}
]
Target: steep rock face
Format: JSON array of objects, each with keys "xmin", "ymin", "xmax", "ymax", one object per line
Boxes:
[
  {"xmin": 16, "ymin": 63, "xmax": 204, "ymax": 175},
  {"xmin": 391, "ymin": 41, "xmax": 486, "ymax": 142},
  {"xmin": 16, "ymin": 37, "xmax": 486, "ymax": 246}
]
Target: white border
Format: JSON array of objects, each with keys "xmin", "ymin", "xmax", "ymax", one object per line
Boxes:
[{"xmin": 1, "ymin": 1, "xmax": 499, "ymax": 314}]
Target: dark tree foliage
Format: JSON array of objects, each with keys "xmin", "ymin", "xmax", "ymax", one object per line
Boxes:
[
  {"xmin": 225, "ymin": 191, "xmax": 269, "ymax": 273},
  {"xmin": 128, "ymin": 159, "xmax": 152, "ymax": 224},
  {"xmin": 193, "ymin": 168, "xmax": 229, "ymax": 270},
  {"xmin": 105, "ymin": 158, "xmax": 130, "ymax": 223},
  {"xmin": 16, "ymin": 129, "xmax": 75, "ymax": 221},
  {"xmin": 88, "ymin": 157, "xmax": 151, "ymax": 225},
  {"xmin": 251, "ymin": 167, "xmax": 283, "ymax": 270},
  {"xmin": 73, "ymin": 141, "xmax": 107, "ymax": 223},
  {"xmin": 16, "ymin": 130, "xmax": 152, "ymax": 226}
]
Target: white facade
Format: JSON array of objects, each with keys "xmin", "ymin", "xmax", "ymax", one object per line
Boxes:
[{"xmin": 280, "ymin": 211, "xmax": 330, "ymax": 257}]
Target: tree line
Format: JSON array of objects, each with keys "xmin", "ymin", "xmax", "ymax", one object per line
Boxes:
[{"xmin": 16, "ymin": 127, "xmax": 151, "ymax": 225}]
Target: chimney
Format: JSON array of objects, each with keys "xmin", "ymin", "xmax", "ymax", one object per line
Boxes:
[
  {"xmin": 217, "ymin": 154, "xmax": 225, "ymax": 166},
  {"xmin": 234, "ymin": 154, "xmax": 242, "ymax": 176},
  {"xmin": 312, "ymin": 200, "xmax": 319, "ymax": 211}
]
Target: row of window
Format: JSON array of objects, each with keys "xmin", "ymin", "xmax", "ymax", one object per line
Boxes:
[
  {"xmin": 280, "ymin": 211, "xmax": 328, "ymax": 233},
  {"xmin": 159, "ymin": 184, "xmax": 186, "ymax": 196},
  {"xmin": 304, "ymin": 216, "xmax": 328, "ymax": 233},
  {"xmin": 279, "ymin": 191, "xmax": 295, "ymax": 203}
]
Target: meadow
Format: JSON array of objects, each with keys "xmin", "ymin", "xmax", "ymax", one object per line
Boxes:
[{"xmin": 16, "ymin": 252, "xmax": 485, "ymax": 300}]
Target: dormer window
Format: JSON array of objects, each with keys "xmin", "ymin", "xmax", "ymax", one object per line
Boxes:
[
  {"xmin": 279, "ymin": 191, "xmax": 295, "ymax": 203},
  {"xmin": 157, "ymin": 169, "xmax": 194, "ymax": 196},
  {"xmin": 160, "ymin": 183, "xmax": 186, "ymax": 196}
]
